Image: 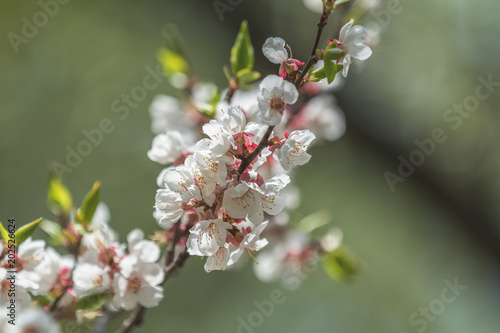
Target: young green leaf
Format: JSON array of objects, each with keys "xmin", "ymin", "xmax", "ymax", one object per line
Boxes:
[
  {"xmin": 322, "ymin": 245, "xmax": 361, "ymax": 283},
  {"xmin": 195, "ymin": 102, "xmax": 217, "ymax": 119},
  {"xmin": 325, "ymin": 48, "xmax": 345, "ymax": 61},
  {"xmin": 334, "ymin": 0, "xmax": 352, "ymax": 8},
  {"xmin": 77, "ymin": 182, "xmax": 101, "ymax": 226},
  {"xmin": 223, "ymin": 65, "xmax": 232, "ymax": 83},
  {"xmin": 0, "ymin": 222, "xmax": 9, "ymax": 244},
  {"xmin": 40, "ymin": 219, "xmax": 65, "ymax": 245},
  {"xmin": 309, "ymin": 68, "xmax": 327, "ymax": 82},
  {"xmin": 297, "ymin": 210, "xmax": 332, "ymax": 234},
  {"xmin": 157, "ymin": 48, "xmax": 190, "ymax": 75},
  {"xmin": 230, "ymin": 21, "xmax": 255, "ymax": 74},
  {"xmin": 15, "ymin": 218, "xmax": 42, "ymax": 245},
  {"xmin": 237, "ymin": 68, "xmax": 261, "ymax": 86},
  {"xmin": 323, "ymin": 59, "xmax": 338, "ymax": 84},
  {"xmin": 47, "ymin": 173, "xmax": 73, "ymax": 217},
  {"xmin": 76, "ymin": 292, "xmax": 110, "ymax": 311}
]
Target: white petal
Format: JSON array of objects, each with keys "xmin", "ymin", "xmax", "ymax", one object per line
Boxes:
[
  {"xmin": 280, "ymin": 80, "xmax": 299, "ymax": 104},
  {"xmin": 339, "ymin": 19, "xmax": 354, "ymax": 43},
  {"xmin": 137, "ymin": 285, "xmax": 164, "ymax": 308},
  {"xmin": 262, "ymin": 37, "xmax": 288, "ymax": 64},
  {"xmin": 204, "ymin": 247, "xmax": 230, "ymax": 272}
]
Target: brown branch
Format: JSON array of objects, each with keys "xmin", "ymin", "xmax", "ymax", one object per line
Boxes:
[
  {"xmin": 237, "ymin": 125, "xmax": 275, "ymax": 176},
  {"xmin": 224, "ymin": 77, "xmax": 238, "ymax": 102},
  {"xmin": 295, "ymin": 8, "xmax": 332, "ymax": 89}
]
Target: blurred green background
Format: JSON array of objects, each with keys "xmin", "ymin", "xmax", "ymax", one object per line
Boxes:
[{"xmin": 1, "ymin": 0, "xmax": 500, "ymax": 332}]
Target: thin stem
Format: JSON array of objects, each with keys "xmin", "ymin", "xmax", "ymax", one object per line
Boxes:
[
  {"xmin": 165, "ymin": 219, "xmax": 181, "ymax": 267},
  {"xmin": 295, "ymin": 10, "xmax": 331, "ymax": 89},
  {"xmin": 224, "ymin": 77, "xmax": 238, "ymax": 102},
  {"xmin": 237, "ymin": 125, "xmax": 275, "ymax": 176}
]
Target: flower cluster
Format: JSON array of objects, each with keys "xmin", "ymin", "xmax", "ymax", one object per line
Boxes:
[
  {"xmin": 149, "ymin": 16, "xmax": 372, "ymax": 278},
  {"xmin": 0, "ymin": 2, "xmax": 374, "ymax": 331},
  {"xmin": 0, "ymin": 203, "xmax": 165, "ymax": 332}
]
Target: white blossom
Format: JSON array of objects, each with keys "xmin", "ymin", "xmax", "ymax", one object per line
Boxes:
[
  {"xmin": 147, "ymin": 131, "xmax": 186, "ymax": 165},
  {"xmin": 0, "ymin": 268, "xmax": 31, "ymax": 311},
  {"xmin": 222, "ymin": 182, "xmax": 263, "ymax": 219},
  {"xmin": 149, "ymin": 95, "xmax": 193, "ymax": 134},
  {"xmin": 216, "ymin": 88, "xmax": 260, "ymax": 120},
  {"xmin": 218, "ymin": 106, "xmax": 247, "ymax": 136},
  {"xmin": 338, "ymin": 19, "xmax": 372, "ymax": 77},
  {"xmin": 4, "ymin": 308, "xmax": 60, "ymax": 333},
  {"xmin": 72, "ymin": 250, "xmax": 111, "ymax": 297},
  {"xmin": 201, "ymin": 121, "xmax": 233, "ymax": 156},
  {"xmin": 6, "ymin": 238, "xmax": 59, "ymax": 296},
  {"xmin": 262, "ymin": 37, "xmax": 304, "ymax": 78},
  {"xmin": 300, "ymin": 95, "xmax": 346, "ymax": 141},
  {"xmin": 111, "ymin": 256, "xmax": 164, "ymax": 310},
  {"xmin": 193, "ymin": 140, "xmax": 230, "ymax": 186},
  {"xmin": 154, "ymin": 189, "xmax": 184, "ymax": 228},
  {"xmin": 228, "ymin": 220, "xmax": 269, "ymax": 266},
  {"xmin": 253, "ymin": 230, "xmax": 309, "ymax": 288},
  {"xmin": 127, "ymin": 228, "xmax": 161, "ymax": 263},
  {"xmin": 160, "ymin": 164, "xmax": 202, "ymax": 202},
  {"xmin": 257, "ymin": 75, "xmax": 299, "ymax": 125},
  {"xmin": 204, "ymin": 246, "xmax": 230, "ymax": 272},
  {"xmin": 274, "ymin": 130, "xmax": 316, "ymax": 171},
  {"xmin": 262, "ymin": 37, "xmax": 288, "ymax": 64},
  {"xmin": 187, "ymin": 219, "xmax": 232, "ymax": 257}
]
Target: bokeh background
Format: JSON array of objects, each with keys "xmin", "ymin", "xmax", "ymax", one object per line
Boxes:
[{"xmin": 1, "ymin": 0, "xmax": 500, "ymax": 332}]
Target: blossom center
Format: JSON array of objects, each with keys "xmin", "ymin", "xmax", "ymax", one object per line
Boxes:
[
  {"xmin": 127, "ymin": 276, "xmax": 142, "ymax": 293},
  {"xmin": 270, "ymin": 93, "xmax": 285, "ymax": 113}
]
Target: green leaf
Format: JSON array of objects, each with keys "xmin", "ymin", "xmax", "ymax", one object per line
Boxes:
[
  {"xmin": 309, "ymin": 68, "xmax": 327, "ymax": 82},
  {"xmin": 322, "ymin": 245, "xmax": 361, "ymax": 283},
  {"xmin": 0, "ymin": 222, "xmax": 9, "ymax": 244},
  {"xmin": 236, "ymin": 68, "xmax": 261, "ymax": 85},
  {"xmin": 195, "ymin": 102, "xmax": 216, "ymax": 119},
  {"xmin": 31, "ymin": 294, "xmax": 52, "ymax": 307},
  {"xmin": 297, "ymin": 210, "xmax": 332, "ymax": 234},
  {"xmin": 325, "ymin": 40, "xmax": 338, "ymax": 52},
  {"xmin": 15, "ymin": 218, "xmax": 42, "ymax": 245},
  {"xmin": 47, "ymin": 173, "xmax": 73, "ymax": 217},
  {"xmin": 323, "ymin": 60, "xmax": 338, "ymax": 84},
  {"xmin": 223, "ymin": 65, "xmax": 232, "ymax": 83},
  {"xmin": 230, "ymin": 21, "xmax": 254, "ymax": 74},
  {"xmin": 40, "ymin": 219, "xmax": 65, "ymax": 245},
  {"xmin": 324, "ymin": 48, "xmax": 345, "ymax": 61},
  {"xmin": 334, "ymin": 0, "xmax": 351, "ymax": 8},
  {"xmin": 76, "ymin": 293, "xmax": 110, "ymax": 311},
  {"xmin": 157, "ymin": 48, "xmax": 189, "ymax": 75},
  {"xmin": 77, "ymin": 182, "xmax": 101, "ymax": 226}
]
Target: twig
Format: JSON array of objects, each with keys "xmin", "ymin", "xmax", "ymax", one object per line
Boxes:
[
  {"xmin": 237, "ymin": 125, "xmax": 275, "ymax": 176},
  {"xmin": 295, "ymin": 8, "xmax": 331, "ymax": 89}
]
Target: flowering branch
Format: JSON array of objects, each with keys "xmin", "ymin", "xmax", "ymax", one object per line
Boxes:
[{"xmin": 0, "ymin": 1, "xmax": 376, "ymax": 332}]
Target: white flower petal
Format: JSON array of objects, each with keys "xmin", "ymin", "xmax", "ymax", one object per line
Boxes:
[{"xmin": 262, "ymin": 37, "xmax": 288, "ymax": 64}]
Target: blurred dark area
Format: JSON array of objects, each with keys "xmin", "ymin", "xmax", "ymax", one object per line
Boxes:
[{"xmin": 1, "ymin": 0, "xmax": 500, "ymax": 332}]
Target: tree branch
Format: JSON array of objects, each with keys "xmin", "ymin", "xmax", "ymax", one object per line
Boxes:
[
  {"xmin": 237, "ymin": 125, "xmax": 275, "ymax": 176},
  {"xmin": 295, "ymin": 9, "xmax": 330, "ymax": 89}
]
